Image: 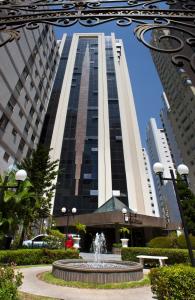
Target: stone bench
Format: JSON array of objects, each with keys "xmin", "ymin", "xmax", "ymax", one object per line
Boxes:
[{"xmin": 136, "ymin": 255, "xmax": 168, "ymax": 267}]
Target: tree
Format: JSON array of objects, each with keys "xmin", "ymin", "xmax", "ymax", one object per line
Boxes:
[
  {"xmin": 19, "ymin": 145, "xmax": 59, "ymax": 221},
  {"xmin": 177, "ymin": 174, "xmax": 195, "ymax": 235},
  {"xmin": 0, "ymin": 172, "xmax": 36, "ymax": 249},
  {"xmin": 75, "ymin": 223, "xmax": 86, "ymax": 236},
  {"xmin": 119, "ymin": 227, "xmax": 130, "ymax": 238}
]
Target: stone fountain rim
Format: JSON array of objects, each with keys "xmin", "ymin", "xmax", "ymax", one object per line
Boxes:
[{"xmin": 52, "ymin": 259, "xmax": 143, "ymax": 273}]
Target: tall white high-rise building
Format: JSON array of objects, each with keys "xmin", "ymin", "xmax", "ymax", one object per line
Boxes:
[
  {"xmin": 160, "ymin": 92, "xmax": 183, "ymax": 167},
  {"xmin": 142, "ymin": 148, "xmax": 160, "ymax": 218},
  {"xmin": 0, "ymin": 25, "xmax": 59, "ymax": 172},
  {"xmin": 146, "ymin": 118, "xmax": 181, "ymax": 224},
  {"xmin": 41, "ymin": 33, "xmax": 152, "ymax": 218}
]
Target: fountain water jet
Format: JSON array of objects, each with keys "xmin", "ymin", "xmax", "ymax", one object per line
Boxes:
[{"xmin": 52, "ymin": 232, "xmax": 143, "ymax": 283}]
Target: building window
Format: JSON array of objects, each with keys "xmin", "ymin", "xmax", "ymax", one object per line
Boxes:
[
  {"xmin": 31, "ymin": 134, "xmax": 35, "ymax": 142},
  {"xmin": 39, "ymin": 59, "xmax": 43, "ymax": 67},
  {"xmin": 112, "ymin": 190, "xmax": 120, "ymax": 196},
  {"xmin": 28, "ymin": 55, "xmax": 34, "ymax": 67},
  {"xmin": 3, "ymin": 152, "xmax": 9, "ymax": 162},
  {"xmin": 90, "ymin": 190, "xmax": 98, "ymax": 196},
  {"xmin": 18, "ymin": 138, "xmax": 25, "ymax": 152},
  {"xmin": 38, "ymin": 81, "xmax": 43, "ymax": 91},
  {"xmin": 7, "ymin": 97, "xmax": 16, "ymax": 112},
  {"xmin": 24, "ymin": 122, "xmax": 30, "ymax": 134},
  {"xmin": 115, "ymin": 136, "xmax": 122, "ymax": 141},
  {"xmin": 19, "ymin": 110, "xmax": 23, "ymax": 119},
  {"xmin": 30, "ymin": 81, "xmax": 34, "ymax": 90},
  {"xmin": 12, "ymin": 129, "xmax": 17, "ymax": 143},
  {"xmin": 29, "ymin": 107, "xmax": 35, "ymax": 117},
  {"xmin": 34, "ymin": 93, "xmax": 39, "ymax": 103},
  {"xmin": 35, "ymin": 118, "xmax": 39, "ymax": 128},
  {"xmin": 15, "ymin": 79, "xmax": 23, "ymax": 95},
  {"xmin": 0, "ymin": 113, "xmax": 9, "ymax": 131},
  {"xmin": 39, "ymin": 104, "xmax": 44, "ymax": 112},
  {"xmin": 83, "ymin": 173, "xmax": 92, "ymax": 179},
  {"xmin": 26, "ymin": 148, "xmax": 32, "ymax": 158},
  {"xmin": 35, "ymin": 69, "xmax": 39, "ymax": 78},
  {"xmin": 24, "ymin": 95, "xmax": 29, "ymax": 108},
  {"xmin": 22, "ymin": 66, "xmax": 29, "ymax": 80}
]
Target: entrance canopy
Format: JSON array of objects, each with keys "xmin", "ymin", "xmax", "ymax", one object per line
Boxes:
[{"xmin": 95, "ymin": 196, "xmax": 130, "ymax": 214}]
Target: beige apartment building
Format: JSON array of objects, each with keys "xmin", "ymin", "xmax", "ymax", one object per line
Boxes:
[{"xmin": 151, "ymin": 30, "xmax": 195, "ymax": 193}]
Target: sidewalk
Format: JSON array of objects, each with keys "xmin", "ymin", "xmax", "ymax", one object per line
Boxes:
[{"xmin": 18, "ymin": 253, "xmax": 153, "ymax": 300}]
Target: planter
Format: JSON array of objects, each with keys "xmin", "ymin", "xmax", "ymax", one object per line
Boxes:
[
  {"xmin": 120, "ymin": 238, "xmax": 129, "ymax": 248},
  {"xmin": 73, "ymin": 236, "xmax": 81, "ymax": 249},
  {"xmin": 112, "ymin": 247, "xmax": 122, "ymax": 254}
]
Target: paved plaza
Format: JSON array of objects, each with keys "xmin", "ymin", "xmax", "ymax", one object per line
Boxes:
[{"xmin": 18, "ymin": 253, "xmax": 154, "ymax": 300}]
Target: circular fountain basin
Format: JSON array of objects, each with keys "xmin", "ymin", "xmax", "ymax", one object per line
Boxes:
[{"xmin": 52, "ymin": 259, "xmax": 143, "ymax": 283}]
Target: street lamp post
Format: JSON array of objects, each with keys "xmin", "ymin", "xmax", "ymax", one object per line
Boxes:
[
  {"xmin": 61, "ymin": 206, "xmax": 77, "ymax": 247},
  {"xmin": 153, "ymin": 162, "xmax": 195, "ymax": 267},
  {"xmin": 122, "ymin": 208, "xmax": 137, "ymax": 246}
]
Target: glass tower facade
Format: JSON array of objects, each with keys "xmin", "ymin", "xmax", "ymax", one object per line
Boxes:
[
  {"xmin": 41, "ymin": 33, "xmax": 150, "ymax": 217},
  {"xmin": 105, "ymin": 37, "xmax": 128, "ymax": 206}
]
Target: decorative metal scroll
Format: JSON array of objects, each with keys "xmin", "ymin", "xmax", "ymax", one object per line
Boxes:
[{"xmin": 0, "ymin": 0, "xmax": 195, "ymax": 71}]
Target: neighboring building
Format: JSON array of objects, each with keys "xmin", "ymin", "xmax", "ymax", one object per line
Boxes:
[
  {"xmin": 40, "ymin": 33, "xmax": 152, "ymax": 218},
  {"xmin": 0, "ymin": 25, "xmax": 59, "ymax": 172},
  {"xmin": 151, "ymin": 29, "xmax": 195, "ymax": 193},
  {"xmin": 146, "ymin": 118, "xmax": 181, "ymax": 224},
  {"xmin": 142, "ymin": 148, "xmax": 160, "ymax": 218},
  {"xmin": 160, "ymin": 92, "xmax": 183, "ymax": 166}
]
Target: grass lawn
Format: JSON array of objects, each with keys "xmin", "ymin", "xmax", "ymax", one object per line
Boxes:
[
  {"xmin": 38, "ymin": 271, "xmax": 150, "ymax": 289},
  {"xmin": 19, "ymin": 291, "xmax": 58, "ymax": 300}
]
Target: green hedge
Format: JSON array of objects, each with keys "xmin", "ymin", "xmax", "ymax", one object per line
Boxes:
[
  {"xmin": 0, "ymin": 248, "xmax": 79, "ymax": 265},
  {"xmin": 147, "ymin": 236, "xmax": 176, "ymax": 248},
  {"xmin": 121, "ymin": 247, "xmax": 195, "ymax": 265},
  {"xmin": 147, "ymin": 234, "xmax": 195, "ymax": 249},
  {"xmin": 149, "ymin": 265, "xmax": 195, "ymax": 300}
]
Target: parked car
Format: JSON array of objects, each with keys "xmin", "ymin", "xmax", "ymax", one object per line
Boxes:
[{"xmin": 23, "ymin": 234, "xmax": 48, "ymax": 248}]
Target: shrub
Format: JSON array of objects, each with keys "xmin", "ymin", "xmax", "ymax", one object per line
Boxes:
[
  {"xmin": 121, "ymin": 247, "xmax": 194, "ymax": 265},
  {"xmin": 47, "ymin": 229, "xmax": 64, "ymax": 240},
  {"xmin": 177, "ymin": 234, "xmax": 195, "ymax": 249},
  {"xmin": 149, "ymin": 265, "xmax": 195, "ymax": 300},
  {"xmin": 0, "ymin": 248, "xmax": 79, "ymax": 265},
  {"xmin": 112, "ymin": 243, "xmax": 122, "ymax": 248},
  {"xmin": 148, "ymin": 233, "xmax": 195, "ymax": 249},
  {"xmin": 147, "ymin": 236, "xmax": 176, "ymax": 248},
  {"xmin": 44, "ymin": 229, "xmax": 65, "ymax": 249},
  {"xmin": 43, "ymin": 235, "xmax": 64, "ymax": 249},
  {"xmin": 0, "ymin": 265, "xmax": 23, "ymax": 300},
  {"xmin": 119, "ymin": 227, "xmax": 130, "ymax": 238},
  {"xmin": 75, "ymin": 223, "xmax": 86, "ymax": 235}
]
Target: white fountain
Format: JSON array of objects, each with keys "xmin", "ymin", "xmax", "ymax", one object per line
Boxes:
[
  {"xmin": 94, "ymin": 232, "xmax": 107, "ymax": 265},
  {"xmin": 52, "ymin": 232, "xmax": 143, "ymax": 283}
]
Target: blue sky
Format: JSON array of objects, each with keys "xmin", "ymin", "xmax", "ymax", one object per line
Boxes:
[{"xmin": 54, "ymin": 21, "xmax": 163, "ymax": 147}]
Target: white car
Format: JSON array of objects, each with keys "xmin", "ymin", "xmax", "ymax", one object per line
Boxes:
[{"xmin": 23, "ymin": 234, "xmax": 48, "ymax": 248}]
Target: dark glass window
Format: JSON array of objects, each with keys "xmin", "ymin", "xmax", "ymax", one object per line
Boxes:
[
  {"xmin": 18, "ymin": 138, "xmax": 25, "ymax": 152},
  {"xmin": 22, "ymin": 66, "xmax": 29, "ymax": 80},
  {"xmin": 7, "ymin": 96, "xmax": 16, "ymax": 112},
  {"xmin": 3, "ymin": 152, "xmax": 9, "ymax": 162},
  {"xmin": 0, "ymin": 113, "xmax": 9, "ymax": 131},
  {"xmin": 15, "ymin": 79, "xmax": 23, "ymax": 95}
]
